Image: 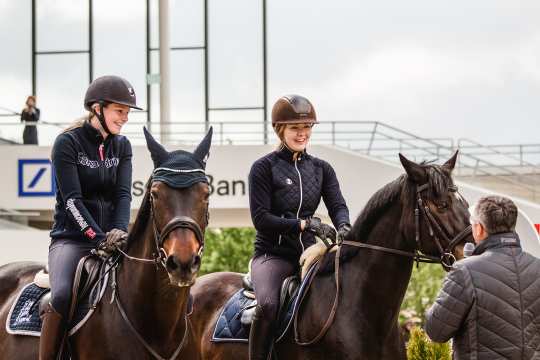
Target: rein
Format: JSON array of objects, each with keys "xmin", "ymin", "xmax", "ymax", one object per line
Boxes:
[{"xmin": 294, "ymin": 182, "xmax": 472, "ymax": 346}]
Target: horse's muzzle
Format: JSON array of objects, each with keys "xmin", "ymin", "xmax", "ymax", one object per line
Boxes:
[{"xmin": 165, "ymin": 254, "xmax": 201, "ymax": 287}]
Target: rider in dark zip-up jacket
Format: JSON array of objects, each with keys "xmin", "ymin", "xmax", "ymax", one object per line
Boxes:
[
  {"xmin": 40, "ymin": 76, "xmax": 142, "ymax": 360},
  {"xmin": 249, "ymin": 146, "xmax": 349, "ymax": 262},
  {"xmin": 50, "ymin": 119, "xmax": 132, "ymax": 243},
  {"xmin": 248, "ymin": 95, "xmax": 351, "ymax": 360}
]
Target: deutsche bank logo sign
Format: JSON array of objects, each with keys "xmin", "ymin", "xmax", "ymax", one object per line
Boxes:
[{"xmin": 18, "ymin": 159, "xmax": 56, "ymax": 197}]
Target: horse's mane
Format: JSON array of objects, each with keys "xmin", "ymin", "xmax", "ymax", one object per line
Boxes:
[
  {"xmin": 318, "ymin": 161, "xmax": 453, "ymax": 274},
  {"xmin": 126, "ymin": 178, "xmax": 152, "ymax": 249}
]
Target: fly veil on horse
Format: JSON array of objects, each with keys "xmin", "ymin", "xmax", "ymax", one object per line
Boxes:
[
  {"xmin": 190, "ymin": 151, "xmax": 472, "ymax": 360},
  {"xmin": 0, "ymin": 127, "xmax": 213, "ymax": 359}
]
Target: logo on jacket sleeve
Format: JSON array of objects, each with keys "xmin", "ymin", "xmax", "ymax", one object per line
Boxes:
[
  {"xmin": 85, "ymin": 228, "xmax": 97, "ymax": 239},
  {"xmin": 285, "ymin": 178, "xmax": 293, "ymax": 185}
]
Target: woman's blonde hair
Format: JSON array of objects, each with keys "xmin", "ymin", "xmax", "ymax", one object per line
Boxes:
[
  {"xmin": 62, "ymin": 114, "xmax": 91, "ymax": 133},
  {"xmin": 274, "ymin": 123, "xmax": 287, "ymax": 150}
]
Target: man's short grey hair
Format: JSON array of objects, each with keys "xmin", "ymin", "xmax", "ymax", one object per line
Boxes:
[{"xmin": 470, "ymin": 196, "xmax": 518, "ymax": 235}]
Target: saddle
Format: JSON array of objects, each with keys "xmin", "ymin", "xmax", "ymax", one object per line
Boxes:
[
  {"xmin": 7, "ymin": 255, "xmax": 110, "ymax": 337},
  {"xmin": 241, "ymin": 272, "xmax": 300, "ymax": 327},
  {"xmin": 38, "ymin": 255, "xmax": 104, "ymax": 323},
  {"xmin": 212, "ymin": 263, "xmax": 318, "ymax": 343}
]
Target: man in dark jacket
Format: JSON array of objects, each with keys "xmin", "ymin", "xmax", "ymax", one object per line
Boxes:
[{"xmin": 425, "ymin": 195, "xmax": 540, "ymax": 359}]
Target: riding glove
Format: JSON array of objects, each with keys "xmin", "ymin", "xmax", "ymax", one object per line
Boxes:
[
  {"xmin": 98, "ymin": 228, "xmax": 128, "ymax": 254},
  {"xmin": 337, "ymin": 223, "xmax": 352, "ymax": 242},
  {"xmin": 305, "ymin": 217, "xmax": 336, "ymax": 247}
]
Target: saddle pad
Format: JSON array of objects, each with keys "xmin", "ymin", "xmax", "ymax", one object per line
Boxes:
[
  {"xmin": 5, "ymin": 283, "xmax": 48, "ymax": 336},
  {"xmin": 6, "ymin": 270, "xmax": 110, "ymax": 337},
  {"xmin": 211, "ymin": 262, "xmax": 318, "ymax": 343}
]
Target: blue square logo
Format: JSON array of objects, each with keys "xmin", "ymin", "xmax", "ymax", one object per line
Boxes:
[{"xmin": 18, "ymin": 159, "xmax": 56, "ymax": 197}]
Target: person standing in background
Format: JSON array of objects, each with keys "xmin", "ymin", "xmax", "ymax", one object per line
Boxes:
[{"xmin": 21, "ymin": 95, "xmax": 40, "ymax": 144}]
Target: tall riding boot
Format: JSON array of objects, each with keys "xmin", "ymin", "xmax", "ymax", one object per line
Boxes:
[
  {"xmin": 249, "ymin": 305, "xmax": 275, "ymax": 360},
  {"xmin": 39, "ymin": 303, "xmax": 66, "ymax": 360}
]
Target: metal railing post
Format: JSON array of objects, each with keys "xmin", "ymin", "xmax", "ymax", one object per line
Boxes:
[
  {"xmin": 220, "ymin": 122, "xmax": 223, "ymax": 145},
  {"xmin": 332, "ymin": 122, "xmax": 335, "ymax": 146},
  {"xmin": 367, "ymin": 122, "xmax": 378, "ymax": 155}
]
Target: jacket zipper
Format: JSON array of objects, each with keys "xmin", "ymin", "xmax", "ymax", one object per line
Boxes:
[
  {"xmin": 294, "ymin": 156, "xmax": 305, "ymax": 252},
  {"xmin": 98, "ymin": 142, "xmax": 104, "ymax": 229},
  {"xmin": 278, "ymin": 214, "xmax": 284, "ymax": 245}
]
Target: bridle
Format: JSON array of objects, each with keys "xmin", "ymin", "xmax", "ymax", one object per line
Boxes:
[
  {"xmin": 117, "ymin": 180, "xmax": 207, "ymax": 268},
  {"xmin": 294, "ymin": 182, "xmax": 472, "ymax": 346},
  {"xmin": 111, "ymin": 177, "xmax": 208, "ymax": 360},
  {"xmin": 413, "ymin": 183, "xmax": 471, "ymax": 268},
  {"xmin": 149, "ymin": 194, "xmax": 206, "ymax": 269}
]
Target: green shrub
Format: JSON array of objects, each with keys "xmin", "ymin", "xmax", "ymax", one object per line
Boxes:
[
  {"xmin": 407, "ymin": 326, "xmax": 451, "ymax": 360},
  {"xmin": 401, "ymin": 263, "xmax": 446, "ymax": 327},
  {"xmin": 200, "ymin": 227, "xmax": 255, "ymax": 275}
]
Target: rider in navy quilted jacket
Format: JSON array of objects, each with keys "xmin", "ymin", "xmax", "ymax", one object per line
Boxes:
[
  {"xmin": 40, "ymin": 76, "xmax": 141, "ymax": 360},
  {"xmin": 248, "ymin": 95, "xmax": 351, "ymax": 360}
]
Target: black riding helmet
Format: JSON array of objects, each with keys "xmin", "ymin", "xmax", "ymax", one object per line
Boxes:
[{"xmin": 84, "ymin": 75, "xmax": 142, "ymax": 135}]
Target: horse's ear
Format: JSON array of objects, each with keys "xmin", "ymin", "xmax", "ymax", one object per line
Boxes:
[
  {"xmin": 443, "ymin": 150, "xmax": 459, "ymax": 172},
  {"xmin": 143, "ymin": 127, "xmax": 169, "ymax": 167},
  {"xmin": 399, "ymin": 153, "xmax": 425, "ymax": 184},
  {"xmin": 193, "ymin": 126, "xmax": 213, "ymax": 165}
]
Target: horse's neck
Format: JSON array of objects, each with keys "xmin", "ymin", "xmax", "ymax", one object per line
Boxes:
[
  {"xmin": 117, "ymin": 226, "xmax": 189, "ymax": 342},
  {"xmin": 343, "ymin": 203, "xmax": 414, "ymax": 323}
]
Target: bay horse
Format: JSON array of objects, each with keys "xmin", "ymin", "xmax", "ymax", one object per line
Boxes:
[
  {"xmin": 189, "ymin": 151, "xmax": 472, "ymax": 359},
  {"xmin": 0, "ymin": 127, "xmax": 212, "ymax": 359}
]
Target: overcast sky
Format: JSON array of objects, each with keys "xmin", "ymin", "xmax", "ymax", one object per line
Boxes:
[{"xmin": 1, "ymin": 0, "xmax": 540, "ymax": 145}]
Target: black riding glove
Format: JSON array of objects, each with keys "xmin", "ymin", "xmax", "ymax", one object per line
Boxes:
[
  {"xmin": 305, "ymin": 217, "xmax": 336, "ymax": 247},
  {"xmin": 98, "ymin": 228, "xmax": 128, "ymax": 255},
  {"xmin": 337, "ymin": 223, "xmax": 352, "ymax": 242}
]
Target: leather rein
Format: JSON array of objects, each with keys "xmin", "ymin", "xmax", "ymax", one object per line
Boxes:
[{"xmin": 294, "ymin": 182, "xmax": 472, "ymax": 346}]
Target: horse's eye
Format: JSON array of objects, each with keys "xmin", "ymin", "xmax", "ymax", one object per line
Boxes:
[{"xmin": 437, "ymin": 201, "xmax": 448, "ymax": 210}]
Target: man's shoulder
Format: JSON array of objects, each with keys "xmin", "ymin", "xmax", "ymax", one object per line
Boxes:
[
  {"xmin": 452, "ymin": 254, "xmax": 489, "ymax": 273},
  {"xmin": 455, "ymin": 248, "xmax": 540, "ymax": 274}
]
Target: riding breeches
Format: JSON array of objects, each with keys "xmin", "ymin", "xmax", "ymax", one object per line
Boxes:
[
  {"xmin": 251, "ymin": 254, "xmax": 297, "ymax": 324},
  {"xmin": 48, "ymin": 238, "xmax": 96, "ymax": 318}
]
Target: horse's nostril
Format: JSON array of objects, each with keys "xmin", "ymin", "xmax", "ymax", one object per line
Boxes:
[
  {"xmin": 166, "ymin": 255, "xmax": 179, "ymax": 271},
  {"xmin": 192, "ymin": 255, "xmax": 201, "ymax": 270}
]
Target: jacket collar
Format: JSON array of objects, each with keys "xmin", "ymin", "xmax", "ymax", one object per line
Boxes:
[
  {"xmin": 276, "ymin": 145, "xmax": 307, "ymax": 163},
  {"xmin": 83, "ymin": 119, "xmax": 111, "ymax": 144},
  {"xmin": 472, "ymin": 231, "xmax": 521, "ymax": 256}
]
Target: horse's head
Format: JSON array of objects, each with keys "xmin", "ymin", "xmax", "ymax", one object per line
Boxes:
[
  {"xmin": 399, "ymin": 151, "xmax": 472, "ymax": 268},
  {"xmin": 143, "ymin": 127, "xmax": 212, "ymax": 286}
]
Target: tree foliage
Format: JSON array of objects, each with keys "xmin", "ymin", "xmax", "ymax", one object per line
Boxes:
[
  {"xmin": 407, "ymin": 327, "xmax": 451, "ymax": 360},
  {"xmin": 200, "ymin": 227, "xmax": 255, "ymax": 275},
  {"xmin": 400, "ymin": 263, "xmax": 445, "ymax": 327}
]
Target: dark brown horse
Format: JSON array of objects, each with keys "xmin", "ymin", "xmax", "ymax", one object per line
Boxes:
[
  {"xmin": 0, "ymin": 128, "xmax": 212, "ymax": 359},
  {"xmin": 189, "ymin": 152, "xmax": 472, "ymax": 360}
]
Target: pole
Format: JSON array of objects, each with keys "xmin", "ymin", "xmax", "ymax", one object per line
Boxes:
[
  {"xmin": 31, "ymin": 0, "xmax": 36, "ymax": 95},
  {"xmin": 146, "ymin": 0, "xmax": 152, "ymax": 131},
  {"xmin": 159, "ymin": 0, "xmax": 171, "ymax": 143}
]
